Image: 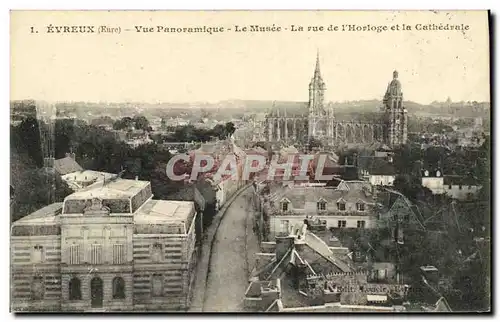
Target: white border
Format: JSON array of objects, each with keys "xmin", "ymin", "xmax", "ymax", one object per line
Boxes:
[{"xmin": 2, "ymin": 1, "xmax": 498, "ymax": 321}]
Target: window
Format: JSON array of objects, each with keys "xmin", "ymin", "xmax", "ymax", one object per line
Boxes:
[
  {"xmin": 151, "ymin": 243, "xmax": 163, "ymax": 262},
  {"xmin": 468, "ymin": 186, "xmax": 472, "ymax": 190},
  {"xmin": 90, "ymin": 244, "xmax": 103, "ymax": 264},
  {"xmin": 357, "ymin": 220, "xmax": 366, "ymax": 228},
  {"xmin": 151, "ymin": 274, "xmax": 163, "ymax": 297},
  {"xmin": 281, "ymin": 201, "xmax": 289, "ymax": 212},
  {"xmin": 113, "ymin": 244, "xmax": 125, "ymax": 264},
  {"xmin": 32, "ymin": 245, "xmax": 44, "ymax": 263},
  {"xmin": 459, "ymin": 185, "xmax": 463, "ymax": 190},
  {"xmin": 337, "ymin": 202, "xmax": 346, "ymax": 211},
  {"xmin": 448, "ymin": 185, "xmax": 452, "ymax": 189},
  {"xmin": 356, "ymin": 203, "xmax": 365, "ymax": 212},
  {"xmin": 317, "ymin": 201, "xmax": 327, "ymax": 211},
  {"xmin": 69, "ymin": 245, "xmax": 80, "ymax": 265},
  {"xmin": 31, "ymin": 276, "xmax": 44, "ymax": 300},
  {"xmin": 69, "ymin": 277, "xmax": 82, "ymax": 300},
  {"xmin": 338, "ymin": 220, "xmax": 347, "ymax": 228},
  {"xmin": 112, "ymin": 277, "xmax": 126, "ymax": 299}
]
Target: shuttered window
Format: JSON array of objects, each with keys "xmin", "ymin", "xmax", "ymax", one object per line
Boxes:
[
  {"xmin": 69, "ymin": 245, "xmax": 80, "ymax": 265},
  {"xmin": 113, "ymin": 244, "xmax": 125, "ymax": 264},
  {"xmin": 90, "ymin": 244, "xmax": 102, "ymax": 264}
]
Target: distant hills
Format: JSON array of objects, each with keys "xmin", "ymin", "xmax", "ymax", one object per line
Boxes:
[{"xmin": 11, "ymin": 99, "xmax": 490, "ymax": 122}]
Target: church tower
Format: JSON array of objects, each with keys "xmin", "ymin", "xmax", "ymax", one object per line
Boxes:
[
  {"xmin": 308, "ymin": 51, "xmax": 326, "ymax": 137},
  {"xmin": 383, "ymin": 71, "xmax": 408, "ymax": 147}
]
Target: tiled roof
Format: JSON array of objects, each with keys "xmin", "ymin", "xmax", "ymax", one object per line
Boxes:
[{"xmin": 53, "ymin": 156, "xmax": 83, "ymax": 175}]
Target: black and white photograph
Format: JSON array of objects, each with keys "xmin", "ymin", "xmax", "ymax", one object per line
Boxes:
[{"xmin": 8, "ymin": 10, "xmax": 491, "ymax": 313}]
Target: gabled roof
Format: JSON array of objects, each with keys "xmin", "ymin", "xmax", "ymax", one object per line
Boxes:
[{"xmin": 54, "ymin": 156, "xmax": 83, "ymax": 175}]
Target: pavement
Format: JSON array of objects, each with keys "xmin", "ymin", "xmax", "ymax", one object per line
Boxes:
[
  {"xmin": 202, "ymin": 187, "xmax": 259, "ymax": 312},
  {"xmin": 189, "ymin": 184, "xmax": 261, "ymax": 312}
]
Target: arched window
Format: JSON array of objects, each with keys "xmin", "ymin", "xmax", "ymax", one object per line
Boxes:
[
  {"xmin": 31, "ymin": 276, "xmax": 44, "ymax": 300},
  {"xmin": 112, "ymin": 277, "xmax": 126, "ymax": 299},
  {"xmin": 69, "ymin": 277, "xmax": 82, "ymax": 300}
]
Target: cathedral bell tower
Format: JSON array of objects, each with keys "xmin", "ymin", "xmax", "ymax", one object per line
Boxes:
[
  {"xmin": 308, "ymin": 51, "xmax": 326, "ymax": 137},
  {"xmin": 383, "ymin": 70, "xmax": 408, "ymax": 147}
]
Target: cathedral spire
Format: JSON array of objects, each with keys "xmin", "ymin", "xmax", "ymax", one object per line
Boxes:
[{"xmin": 314, "ymin": 50, "xmax": 321, "ymax": 77}]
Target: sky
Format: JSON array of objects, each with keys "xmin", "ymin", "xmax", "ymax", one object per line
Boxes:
[{"xmin": 10, "ymin": 10, "xmax": 490, "ymax": 105}]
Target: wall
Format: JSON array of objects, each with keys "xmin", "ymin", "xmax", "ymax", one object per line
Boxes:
[
  {"xmin": 444, "ymin": 185, "xmax": 481, "ymax": 200},
  {"xmin": 369, "ymin": 175, "xmax": 395, "ymax": 186},
  {"xmin": 11, "ymin": 235, "xmax": 61, "ymax": 311},
  {"xmin": 421, "ymin": 177, "xmax": 445, "ymax": 194},
  {"xmin": 268, "ymin": 215, "xmax": 376, "ymax": 237}
]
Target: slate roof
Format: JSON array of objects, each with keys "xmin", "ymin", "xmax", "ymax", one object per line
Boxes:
[
  {"xmin": 267, "ymin": 184, "xmax": 376, "ymax": 209},
  {"xmin": 53, "ymin": 156, "xmax": 83, "ymax": 175},
  {"xmin": 256, "ymin": 229, "xmax": 352, "ymax": 283}
]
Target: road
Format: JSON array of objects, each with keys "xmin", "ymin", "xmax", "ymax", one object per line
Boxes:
[{"xmin": 202, "ymin": 188, "xmax": 255, "ymax": 312}]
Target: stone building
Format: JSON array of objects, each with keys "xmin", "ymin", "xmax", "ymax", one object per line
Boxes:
[
  {"xmin": 259, "ymin": 180, "xmax": 379, "ymax": 239},
  {"xmin": 265, "ymin": 53, "xmax": 408, "ymax": 148},
  {"xmin": 10, "ymin": 178, "xmax": 198, "ymax": 312}
]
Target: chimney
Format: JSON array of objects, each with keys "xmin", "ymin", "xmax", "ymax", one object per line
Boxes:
[{"xmin": 135, "ymin": 176, "xmax": 139, "ymax": 181}]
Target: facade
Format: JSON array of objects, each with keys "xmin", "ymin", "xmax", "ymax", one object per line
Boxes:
[
  {"xmin": 260, "ymin": 180, "xmax": 378, "ymax": 239},
  {"xmin": 265, "ymin": 54, "xmax": 408, "ymax": 148},
  {"xmin": 421, "ymin": 170, "xmax": 482, "ymax": 200},
  {"xmin": 11, "ymin": 178, "xmax": 198, "ymax": 312}
]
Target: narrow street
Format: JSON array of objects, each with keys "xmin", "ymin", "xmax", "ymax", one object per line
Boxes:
[{"xmin": 202, "ymin": 188, "xmax": 256, "ymax": 312}]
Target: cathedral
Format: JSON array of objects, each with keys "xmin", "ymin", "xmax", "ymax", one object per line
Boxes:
[{"xmin": 265, "ymin": 53, "xmax": 408, "ymax": 148}]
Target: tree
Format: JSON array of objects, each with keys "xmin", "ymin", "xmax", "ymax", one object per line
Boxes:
[
  {"xmin": 133, "ymin": 115, "xmax": 150, "ymax": 131},
  {"xmin": 224, "ymin": 122, "xmax": 236, "ymax": 138},
  {"xmin": 11, "ymin": 168, "xmax": 72, "ymax": 222},
  {"xmin": 113, "ymin": 117, "xmax": 134, "ymax": 130},
  {"xmin": 11, "ymin": 117, "xmax": 43, "ymax": 167}
]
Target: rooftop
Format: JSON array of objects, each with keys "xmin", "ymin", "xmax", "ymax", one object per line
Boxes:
[
  {"xmin": 53, "ymin": 156, "xmax": 83, "ymax": 175},
  {"xmin": 134, "ymin": 199, "xmax": 195, "ymax": 225},
  {"xmin": 66, "ymin": 179, "xmax": 150, "ymax": 200},
  {"xmin": 12, "ymin": 202, "xmax": 63, "ymax": 226}
]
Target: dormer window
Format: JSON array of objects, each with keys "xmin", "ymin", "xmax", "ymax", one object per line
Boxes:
[
  {"xmin": 280, "ymin": 200, "xmax": 290, "ymax": 212},
  {"xmin": 337, "ymin": 201, "xmax": 346, "ymax": 211},
  {"xmin": 317, "ymin": 200, "xmax": 327, "ymax": 211},
  {"xmin": 356, "ymin": 202, "xmax": 365, "ymax": 212}
]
